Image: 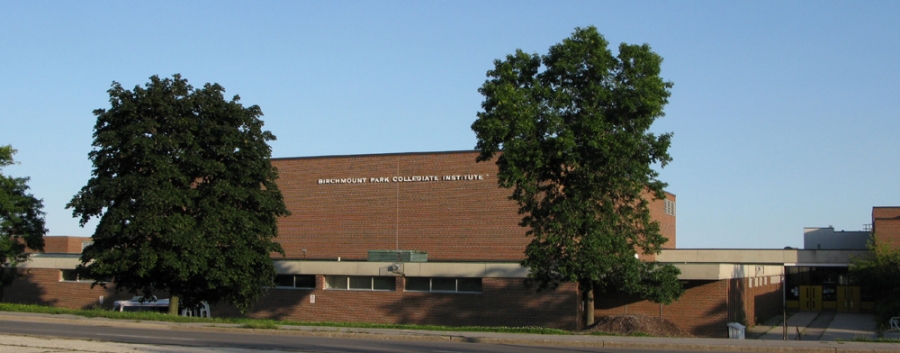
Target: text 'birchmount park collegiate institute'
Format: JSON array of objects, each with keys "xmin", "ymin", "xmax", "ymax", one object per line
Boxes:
[{"xmin": 317, "ymin": 174, "xmax": 485, "ymax": 185}]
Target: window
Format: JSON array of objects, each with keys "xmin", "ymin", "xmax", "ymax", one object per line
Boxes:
[
  {"xmin": 405, "ymin": 277, "xmax": 482, "ymax": 293},
  {"xmin": 325, "ymin": 276, "xmax": 395, "ymax": 291},
  {"xmin": 60, "ymin": 269, "xmax": 80, "ymax": 282},
  {"xmin": 60, "ymin": 269, "xmax": 108, "ymax": 282},
  {"xmin": 664, "ymin": 199, "xmax": 676, "ymax": 216},
  {"xmin": 458, "ymin": 278, "xmax": 482, "ymax": 292},
  {"xmin": 274, "ymin": 274, "xmax": 316, "ymax": 289},
  {"xmin": 326, "ymin": 275, "xmax": 348, "ymax": 289}
]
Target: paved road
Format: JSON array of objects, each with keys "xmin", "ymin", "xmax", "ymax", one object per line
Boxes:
[
  {"xmin": 1, "ymin": 311, "xmax": 899, "ymax": 353},
  {"xmin": 0, "ymin": 317, "xmax": 675, "ymax": 353}
]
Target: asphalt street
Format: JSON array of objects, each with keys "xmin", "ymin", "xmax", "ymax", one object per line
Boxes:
[{"xmin": 1, "ymin": 311, "xmax": 899, "ymax": 353}]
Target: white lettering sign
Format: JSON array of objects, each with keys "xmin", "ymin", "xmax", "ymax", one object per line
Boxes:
[{"xmin": 317, "ymin": 174, "xmax": 485, "ymax": 185}]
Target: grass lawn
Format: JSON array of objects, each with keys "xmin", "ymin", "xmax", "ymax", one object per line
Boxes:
[{"xmin": 0, "ymin": 303, "xmax": 569, "ymax": 335}]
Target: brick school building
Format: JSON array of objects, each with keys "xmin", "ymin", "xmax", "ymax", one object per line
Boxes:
[{"xmin": 6, "ymin": 150, "xmax": 874, "ymax": 337}]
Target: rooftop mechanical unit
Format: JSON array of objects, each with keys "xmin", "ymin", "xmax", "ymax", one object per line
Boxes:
[{"xmin": 367, "ymin": 250, "xmax": 428, "ymax": 262}]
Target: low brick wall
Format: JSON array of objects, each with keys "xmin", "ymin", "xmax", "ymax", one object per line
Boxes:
[
  {"xmin": 1, "ymin": 268, "xmax": 132, "ymax": 310},
  {"xmin": 214, "ymin": 276, "xmax": 579, "ymax": 330},
  {"xmin": 594, "ymin": 278, "xmax": 782, "ymax": 338}
]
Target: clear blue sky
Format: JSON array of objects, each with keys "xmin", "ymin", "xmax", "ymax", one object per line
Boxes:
[{"xmin": 2, "ymin": 1, "xmax": 898, "ymax": 249}]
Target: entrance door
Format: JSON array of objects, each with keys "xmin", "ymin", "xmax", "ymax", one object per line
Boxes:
[
  {"xmin": 837, "ymin": 286, "xmax": 861, "ymax": 313},
  {"xmin": 799, "ymin": 285, "xmax": 822, "ymax": 311}
]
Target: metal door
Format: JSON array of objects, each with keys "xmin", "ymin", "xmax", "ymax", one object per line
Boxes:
[
  {"xmin": 837, "ymin": 286, "xmax": 860, "ymax": 313},
  {"xmin": 799, "ymin": 285, "xmax": 822, "ymax": 311}
]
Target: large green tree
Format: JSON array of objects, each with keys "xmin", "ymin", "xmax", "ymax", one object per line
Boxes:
[
  {"xmin": 850, "ymin": 240, "xmax": 900, "ymax": 326},
  {"xmin": 471, "ymin": 27, "xmax": 683, "ymax": 326},
  {"xmin": 68, "ymin": 74, "xmax": 289, "ymax": 313},
  {"xmin": 0, "ymin": 145, "xmax": 46, "ymax": 291}
]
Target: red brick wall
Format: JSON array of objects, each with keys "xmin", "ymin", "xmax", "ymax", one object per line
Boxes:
[
  {"xmin": 647, "ymin": 191, "xmax": 677, "ymax": 250},
  {"xmin": 214, "ymin": 276, "xmax": 579, "ymax": 330},
  {"xmin": 2, "ymin": 269, "xmax": 578, "ymax": 330},
  {"xmin": 594, "ymin": 277, "xmax": 782, "ymax": 338},
  {"xmin": 0, "ymin": 268, "xmax": 132, "ymax": 309},
  {"xmin": 272, "ymin": 151, "xmax": 675, "ymax": 262},
  {"xmin": 741, "ymin": 276, "xmax": 783, "ymax": 327},
  {"xmin": 273, "ymin": 152, "xmax": 524, "ymax": 261},
  {"xmin": 7, "ymin": 151, "xmax": 676, "ymax": 332},
  {"xmin": 39, "ymin": 237, "xmax": 90, "ymax": 254},
  {"xmin": 873, "ymin": 207, "xmax": 900, "ymax": 249},
  {"xmin": 595, "ymin": 280, "xmax": 729, "ymax": 337}
]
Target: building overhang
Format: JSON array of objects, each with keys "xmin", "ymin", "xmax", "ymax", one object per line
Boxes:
[
  {"xmin": 657, "ymin": 249, "xmax": 870, "ymax": 266},
  {"xmin": 20, "ymin": 248, "xmax": 871, "ymax": 281},
  {"xmin": 274, "ymin": 260, "xmax": 530, "ymax": 278},
  {"xmin": 13, "ymin": 253, "xmax": 81, "ymax": 269},
  {"xmin": 673, "ymin": 263, "xmax": 784, "ymax": 280}
]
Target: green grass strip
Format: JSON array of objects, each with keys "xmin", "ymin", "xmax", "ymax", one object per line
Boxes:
[{"xmin": 0, "ymin": 303, "xmax": 569, "ymax": 335}]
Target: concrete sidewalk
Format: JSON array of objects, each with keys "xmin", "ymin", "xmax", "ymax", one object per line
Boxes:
[
  {"xmin": 1, "ymin": 311, "xmax": 899, "ymax": 353},
  {"xmin": 749, "ymin": 311, "xmax": 900, "ymax": 341}
]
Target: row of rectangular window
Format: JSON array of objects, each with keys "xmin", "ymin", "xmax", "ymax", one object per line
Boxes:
[
  {"xmin": 406, "ymin": 277, "xmax": 481, "ymax": 293},
  {"xmin": 59, "ymin": 271, "xmax": 484, "ymax": 294},
  {"xmin": 274, "ymin": 275, "xmax": 482, "ymax": 293},
  {"xmin": 274, "ymin": 274, "xmax": 316, "ymax": 288},
  {"xmin": 326, "ymin": 275, "xmax": 396, "ymax": 291}
]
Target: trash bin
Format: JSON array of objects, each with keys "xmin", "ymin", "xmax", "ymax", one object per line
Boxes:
[{"xmin": 727, "ymin": 322, "xmax": 745, "ymax": 339}]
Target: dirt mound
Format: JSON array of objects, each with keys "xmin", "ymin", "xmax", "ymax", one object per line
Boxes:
[{"xmin": 587, "ymin": 315, "xmax": 690, "ymax": 337}]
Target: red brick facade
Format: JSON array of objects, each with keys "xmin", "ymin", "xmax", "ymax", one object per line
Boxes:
[
  {"xmin": 594, "ymin": 277, "xmax": 782, "ymax": 337},
  {"xmin": 215, "ymin": 277, "xmax": 579, "ymax": 329},
  {"xmin": 5, "ymin": 261, "xmax": 783, "ymax": 337},
  {"xmin": 3, "ymin": 151, "xmax": 688, "ymax": 335},
  {"xmin": 1, "ymin": 268, "xmax": 132, "ymax": 310},
  {"xmin": 39, "ymin": 237, "xmax": 89, "ymax": 254},
  {"xmin": 872, "ymin": 207, "xmax": 900, "ymax": 248},
  {"xmin": 272, "ymin": 151, "xmax": 676, "ymax": 262}
]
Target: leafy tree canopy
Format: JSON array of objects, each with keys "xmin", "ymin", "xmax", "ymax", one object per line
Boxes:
[
  {"xmin": 0, "ymin": 145, "xmax": 46, "ymax": 288},
  {"xmin": 67, "ymin": 74, "xmax": 289, "ymax": 312},
  {"xmin": 850, "ymin": 240, "xmax": 900, "ymax": 324},
  {"xmin": 471, "ymin": 27, "xmax": 683, "ymax": 324}
]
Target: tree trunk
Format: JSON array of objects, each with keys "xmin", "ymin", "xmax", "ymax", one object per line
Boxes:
[
  {"xmin": 168, "ymin": 294, "xmax": 179, "ymax": 316},
  {"xmin": 581, "ymin": 280, "xmax": 594, "ymax": 327}
]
